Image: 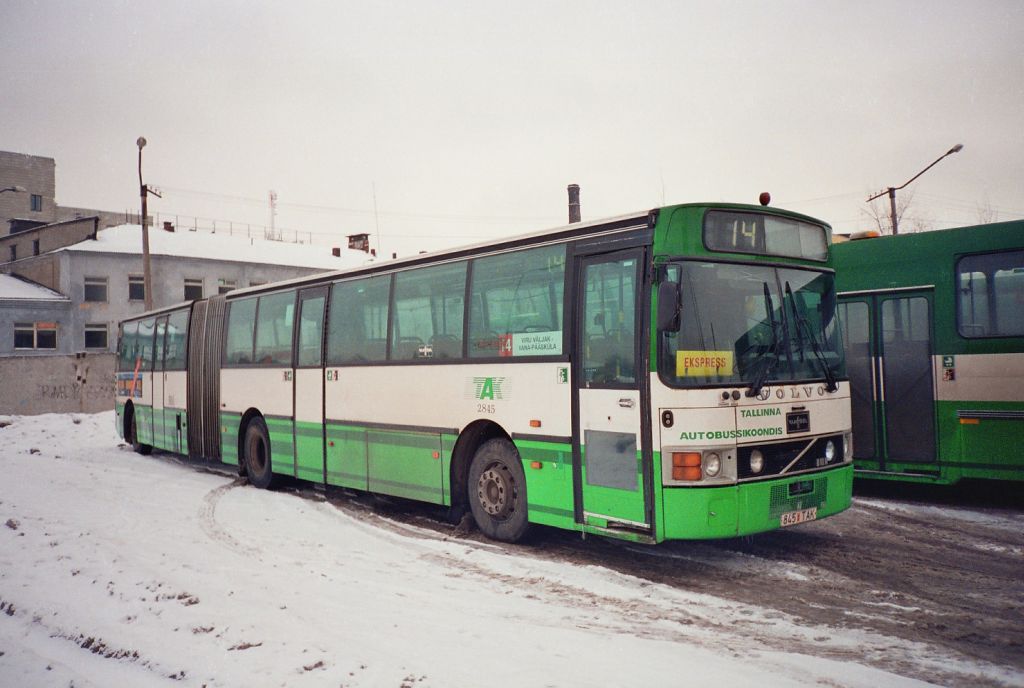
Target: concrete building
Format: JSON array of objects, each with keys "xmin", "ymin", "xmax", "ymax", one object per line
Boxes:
[
  {"xmin": 1, "ymin": 223, "xmax": 368, "ymax": 355},
  {"xmin": 1, "ymin": 150, "xmax": 130, "ymax": 236}
]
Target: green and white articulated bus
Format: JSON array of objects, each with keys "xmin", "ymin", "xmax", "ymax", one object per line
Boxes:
[
  {"xmin": 833, "ymin": 220, "xmax": 1024, "ymax": 485},
  {"xmin": 116, "ymin": 202, "xmax": 853, "ymax": 544}
]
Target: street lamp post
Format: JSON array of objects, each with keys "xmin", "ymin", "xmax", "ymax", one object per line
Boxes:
[
  {"xmin": 867, "ymin": 143, "xmax": 963, "ymax": 235},
  {"xmin": 137, "ymin": 137, "xmax": 161, "ymax": 311},
  {"xmin": 0, "ymin": 185, "xmax": 27, "ymax": 194}
]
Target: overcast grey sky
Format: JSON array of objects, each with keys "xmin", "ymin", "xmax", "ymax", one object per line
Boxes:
[{"xmin": 2, "ymin": 1, "xmax": 1021, "ymax": 257}]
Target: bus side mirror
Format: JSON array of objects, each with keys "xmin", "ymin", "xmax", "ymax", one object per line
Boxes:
[{"xmin": 657, "ymin": 281, "xmax": 680, "ymax": 332}]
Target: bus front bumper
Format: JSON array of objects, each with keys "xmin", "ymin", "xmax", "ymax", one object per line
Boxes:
[{"xmin": 660, "ymin": 464, "xmax": 853, "ymax": 541}]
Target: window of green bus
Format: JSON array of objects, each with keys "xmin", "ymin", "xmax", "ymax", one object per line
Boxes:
[
  {"xmin": 957, "ymin": 249, "xmax": 1024, "ymax": 338},
  {"xmin": 391, "ymin": 262, "xmax": 467, "ymax": 360},
  {"xmin": 118, "ymin": 321, "xmax": 139, "ymax": 371},
  {"xmin": 154, "ymin": 318, "xmax": 167, "ymax": 372},
  {"xmin": 224, "ymin": 297, "xmax": 258, "ymax": 365},
  {"xmin": 164, "ymin": 309, "xmax": 190, "ymax": 370},
  {"xmin": 137, "ymin": 318, "xmax": 156, "ymax": 371},
  {"xmin": 327, "ymin": 275, "xmax": 391, "ymax": 364},
  {"xmin": 468, "ymin": 245, "xmax": 565, "ymax": 358},
  {"xmin": 297, "ymin": 294, "xmax": 326, "ymax": 368},
  {"xmin": 254, "ymin": 291, "xmax": 296, "ymax": 366}
]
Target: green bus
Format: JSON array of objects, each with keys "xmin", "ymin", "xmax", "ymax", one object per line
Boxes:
[
  {"xmin": 116, "ymin": 201, "xmax": 853, "ymax": 544},
  {"xmin": 834, "ymin": 220, "xmax": 1024, "ymax": 484}
]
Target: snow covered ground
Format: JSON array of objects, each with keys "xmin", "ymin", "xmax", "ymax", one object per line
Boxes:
[{"xmin": 0, "ymin": 412, "xmax": 1018, "ymax": 687}]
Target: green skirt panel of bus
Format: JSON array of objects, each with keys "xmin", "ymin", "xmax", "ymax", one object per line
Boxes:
[
  {"xmin": 325, "ymin": 422, "xmax": 448, "ymax": 504},
  {"xmin": 658, "ymin": 463, "xmax": 853, "ymax": 540},
  {"xmin": 515, "ymin": 438, "xmax": 576, "ymax": 530}
]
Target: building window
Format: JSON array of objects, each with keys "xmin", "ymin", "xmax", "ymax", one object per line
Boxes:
[
  {"xmin": 32, "ymin": 239, "xmax": 40, "ymax": 256},
  {"xmin": 84, "ymin": 277, "xmax": 108, "ymax": 302},
  {"xmin": 84, "ymin": 323, "xmax": 108, "ymax": 349},
  {"xmin": 14, "ymin": 323, "xmax": 34, "ymax": 349},
  {"xmin": 31, "ymin": 194, "xmax": 43, "ymax": 212},
  {"xmin": 218, "ymin": 278, "xmax": 237, "ymax": 295},
  {"xmin": 128, "ymin": 275, "xmax": 146, "ymax": 301},
  {"xmin": 9, "ymin": 245, "xmax": 15, "ymax": 262},
  {"xmin": 184, "ymin": 278, "xmax": 203, "ymax": 301},
  {"xmin": 14, "ymin": 322, "xmax": 57, "ymax": 350}
]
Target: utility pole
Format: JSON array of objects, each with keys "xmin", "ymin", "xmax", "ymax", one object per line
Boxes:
[
  {"xmin": 137, "ymin": 137, "xmax": 161, "ymax": 311},
  {"xmin": 867, "ymin": 143, "xmax": 963, "ymax": 235}
]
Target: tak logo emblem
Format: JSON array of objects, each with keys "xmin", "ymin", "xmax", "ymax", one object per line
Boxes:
[{"xmin": 471, "ymin": 376, "xmax": 506, "ymax": 400}]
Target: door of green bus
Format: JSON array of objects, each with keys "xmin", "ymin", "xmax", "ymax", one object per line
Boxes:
[
  {"xmin": 839, "ymin": 289, "xmax": 936, "ymax": 470},
  {"xmin": 573, "ymin": 248, "xmax": 651, "ymax": 531},
  {"xmin": 293, "ymin": 287, "xmax": 328, "ymax": 483},
  {"xmin": 152, "ymin": 316, "xmax": 167, "ymax": 450}
]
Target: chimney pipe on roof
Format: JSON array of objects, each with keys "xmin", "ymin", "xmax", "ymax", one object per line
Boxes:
[{"xmin": 567, "ymin": 184, "xmax": 581, "ymax": 223}]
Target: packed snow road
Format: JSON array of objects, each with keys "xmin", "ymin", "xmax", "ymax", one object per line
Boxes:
[{"xmin": 1, "ymin": 412, "xmax": 1021, "ymax": 687}]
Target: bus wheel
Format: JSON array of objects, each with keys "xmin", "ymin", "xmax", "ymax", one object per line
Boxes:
[
  {"xmin": 243, "ymin": 417, "xmax": 275, "ymax": 489},
  {"xmin": 128, "ymin": 408, "xmax": 152, "ymax": 455},
  {"xmin": 468, "ymin": 438, "xmax": 529, "ymax": 543}
]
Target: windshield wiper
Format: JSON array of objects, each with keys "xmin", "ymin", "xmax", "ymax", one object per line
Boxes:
[
  {"xmin": 746, "ymin": 282, "xmax": 785, "ymax": 398},
  {"xmin": 785, "ymin": 281, "xmax": 838, "ymax": 392}
]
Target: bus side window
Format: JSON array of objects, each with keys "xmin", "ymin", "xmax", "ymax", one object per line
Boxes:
[
  {"xmin": 327, "ymin": 275, "xmax": 391, "ymax": 364},
  {"xmin": 254, "ymin": 291, "xmax": 296, "ymax": 366},
  {"xmin": 138, "ymin": 318, "xmax": 156, "ymax": 371},
  {"xmin": 468, "ymin": 244, "xmax": 565, "ymax": 358},
  {"xmin": 390, "ymin": 262, "xmax": 466, "ymax": 361},
  {"xmin": 957, "ymin": 250, "xmax": 1024, "ymax": 338},
  {"xmin": 224, "ymin": 298, "xmax": 258, "ymax": 365},
  {"xmin": 164, "ymin": 309, "xmax": 189, "ymax": 370}
]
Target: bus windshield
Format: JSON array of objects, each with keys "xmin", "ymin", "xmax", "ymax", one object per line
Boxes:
[{"xmin": 659, "ymin": 261, "xmax": 845, "ymax": 389}]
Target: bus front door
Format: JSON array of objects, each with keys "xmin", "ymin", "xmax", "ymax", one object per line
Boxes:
[
  {"xmin": 573, "ymin": 249, "xmax": 651, "ymax": 533},
  {"xmin": 293, "ymin": 287, "xmax": 328, "ymax": 483}
]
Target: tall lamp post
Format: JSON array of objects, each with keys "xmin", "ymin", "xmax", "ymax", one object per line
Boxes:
[
  {"xmin": 0, "ymin": 185, "xmax": 26, "ymax": 194},
  {"xmin": 867, "ymin": 143, "xmax": 963, "ymax": 235},
  {"xmin": 137, "ymin": 137, "xmax": 161, "ymax": 311}
]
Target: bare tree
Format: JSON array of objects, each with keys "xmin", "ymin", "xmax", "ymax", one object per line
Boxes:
[
  {"xmin": 975, "ymin": 196, "xmax": 999, "ymax": 224},
  {"xmin": 861, "ymin": 188, "xmax": 932, "ymax": 234}
]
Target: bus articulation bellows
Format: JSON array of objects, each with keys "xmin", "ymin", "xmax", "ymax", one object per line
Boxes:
[{"xmin": 116, "ymin": 202, "xmax": 853, "ymax": 544}]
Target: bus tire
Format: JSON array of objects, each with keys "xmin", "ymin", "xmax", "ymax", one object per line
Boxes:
[
  {"xmin": 468, "ymin": 438, "xmax": 529, "ymax": 543},
  {"xmin": 128, "ymin": 407, "xmax": 152, "ymax": 455},
  {"xmin": 243, "ymin": 417, "xmax": 275, "ymax": 489}
]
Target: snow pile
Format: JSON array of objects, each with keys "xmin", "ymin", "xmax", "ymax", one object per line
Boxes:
[
  {"xmin": 0, "ymin": 413, "xmax": 1012, "ymax": 687},
  {"xmin": 61, "ymin": 224, "xmax": 371, "ymax": 271}
]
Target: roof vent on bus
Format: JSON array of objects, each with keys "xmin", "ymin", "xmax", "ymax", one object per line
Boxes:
[{"xmin": 759, "ymin": 192, "xmax": 771, "ymax": 206}]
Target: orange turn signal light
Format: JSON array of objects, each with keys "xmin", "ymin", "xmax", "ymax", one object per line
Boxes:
[
  {"xmin": 530, "ymin": 461, "xmax": 543, "ymax": 470},
  {"xmin": 529, "ymin": 419, "xmax": 542, "ymax": 428},
  {"xmin": 671, "ymin": 452, "xmax": 702, "ymax": 481}
]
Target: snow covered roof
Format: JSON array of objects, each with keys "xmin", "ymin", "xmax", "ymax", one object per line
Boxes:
[
  {"xmin": 0, "ymin": 273, "xmax": 69, "ymax": 302},
  {"xmin": 59, "ymin": 224, "xmax": 371, "ymax": 270}
]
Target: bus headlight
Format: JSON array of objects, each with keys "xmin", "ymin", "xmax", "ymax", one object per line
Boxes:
[
  {"xmin": 824, "ymin": 440, "xmax": 836, "ymax": 462},
  {"xmin": 704, "ymin": 451, "xmax": 721, "ymax": 477},
  {"xmin": 749, "ymin": 449, "xmax": 765, "ymax": 474}
]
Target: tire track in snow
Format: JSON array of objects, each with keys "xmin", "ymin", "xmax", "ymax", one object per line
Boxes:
[{"xmin": 197, "ymin": 479, "xmax": 261, "ymax": 558}]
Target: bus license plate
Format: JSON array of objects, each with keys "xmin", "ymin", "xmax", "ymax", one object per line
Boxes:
[{"xmin": 780, "ymin": 507, "xmax": 817, "ymax": 527}]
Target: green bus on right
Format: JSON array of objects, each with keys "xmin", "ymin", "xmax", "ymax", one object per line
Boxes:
[{"xmin": 833, "ymin": 220, "xmax": 1024, "ymax": 485}]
